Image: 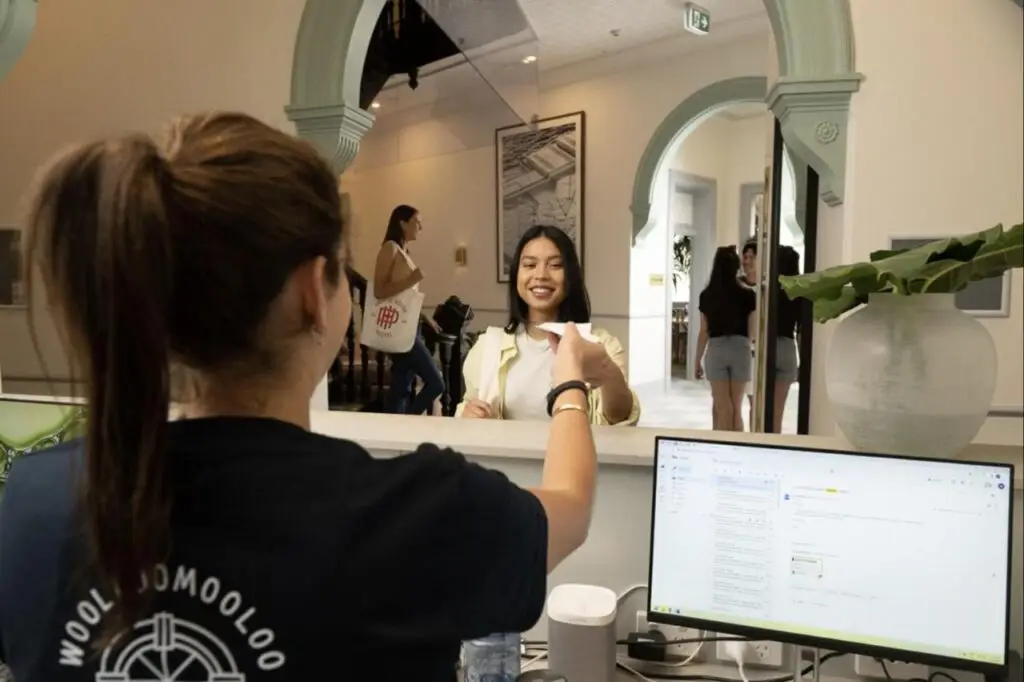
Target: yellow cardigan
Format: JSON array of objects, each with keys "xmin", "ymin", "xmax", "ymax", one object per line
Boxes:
[{"xmin": 455, "ymin": 327, "xmax": 641, "ymax": 426}]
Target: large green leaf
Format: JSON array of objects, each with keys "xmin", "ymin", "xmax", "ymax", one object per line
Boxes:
[{"xmin": 780, "ymin": 223, "xmax": 1023, "ymax": 322}]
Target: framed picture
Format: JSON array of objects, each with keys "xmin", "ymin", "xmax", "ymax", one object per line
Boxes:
[
  {"xmin": 0, "ymin": 228, "xmax": 26, "ymax": 308},
  {"xmin": 495, "ymin": 111, "xmax": 585, "ymax": 283},
  {"xmin": 890, "ymin": 237, "xmax": 1012, "ymax": 317}
]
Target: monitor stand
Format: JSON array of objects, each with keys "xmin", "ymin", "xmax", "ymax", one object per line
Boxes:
[{"xmin": 792, "ymin": 646, "xmax": 822, "ymax": 682}]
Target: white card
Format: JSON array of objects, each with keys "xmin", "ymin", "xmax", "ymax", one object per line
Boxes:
[{"xmin": 536, "ymin": 322, "xmax": 598, "ymax": 342}]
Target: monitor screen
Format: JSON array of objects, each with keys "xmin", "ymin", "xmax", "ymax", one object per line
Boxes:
[
  {"xmin": 648, "ymin": 437, "xmax": 1014, "ymax": 672},
  {"xmin": 0, "ymin": 396, "xmax": 86, "ymax": 484}
]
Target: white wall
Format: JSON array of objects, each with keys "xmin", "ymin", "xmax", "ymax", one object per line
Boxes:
[
  {"xmin": 628, "ymin": 170, "xmax": 671, "ymax": 386},
  {"xmin": 818, "ymin": 0, "xmax": 1024, "ymax": 443},
  {"xmin": 340, "ymin": 34, "xmax": 773, "ymax": 357},
  {"xmin": 0, "ymin": 0, "xmax": 306, "ymax": 389},
  {"xmin": 668, "ymin": 113, "xmax": 769, "ymax": 249}
]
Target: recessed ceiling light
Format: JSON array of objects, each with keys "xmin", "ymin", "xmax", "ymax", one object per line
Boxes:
[
  {"xmin": 370, "ymin": 101, "xmax": 381, "ymax": 109},
  {"xmin": 522, "ymin": 55, "xmax": 537, "ymax": 64}
]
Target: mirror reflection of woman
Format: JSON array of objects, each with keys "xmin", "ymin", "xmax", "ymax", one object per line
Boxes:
[
  {"xmin": 695, "ymin": 246, "xmax": 756, "ymax": 431},
  {"xmin": 740, "ymin": 238, "xmax": 758, "ymax": 428},
  {"xmin": 457, "ymin": 225, "xmax": 640, "ymax": 425},
  {"xmin": 372, "ymin": 205, "xmax": 445, "ymax": 415},
  {"xmin": 770, "ymin": 245, "xmax": 802, "ymax": 433}
]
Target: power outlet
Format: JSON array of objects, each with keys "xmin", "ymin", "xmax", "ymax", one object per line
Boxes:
[
  {"xmin": 634, "ymin": 610, "xmax": 702, "ymax": 660},
  {"xmin": 715, "ymin": 636, "xmax": 785, "ymax": 668},
  {"xmin": 854, "ymin": 655, "xmax": 928, "ymax": 680}
]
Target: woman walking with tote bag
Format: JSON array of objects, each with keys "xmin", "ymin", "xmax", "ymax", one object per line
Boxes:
[{"xmin": 365, "ymin": 205, "xmax": 445, "ymax": 415}]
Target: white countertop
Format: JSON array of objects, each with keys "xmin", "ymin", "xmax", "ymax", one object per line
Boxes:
[
  {"xmin": 2, "ymin": 393, "xmax": 1019, "ymax": 488},
  {"xmin": 308, "ymin": 410, "xmax": 1024, "ymax": 489}
]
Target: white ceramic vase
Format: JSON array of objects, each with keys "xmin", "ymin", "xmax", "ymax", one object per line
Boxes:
[{"xmin": 826, "ymin": 293, "xmax": 997, "ymax": 459}]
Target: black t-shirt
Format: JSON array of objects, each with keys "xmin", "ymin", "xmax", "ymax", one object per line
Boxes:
[
  {"xmin": 698, "ymin": 286, "xmax": 756, "ymax": 338},
  {"xmin": 776, "ymin": 289, "xmax": 801, "ymax": 339},
  {"xmin": 0, "ymin": 417, "xmax": 548, "ymax": 681}
]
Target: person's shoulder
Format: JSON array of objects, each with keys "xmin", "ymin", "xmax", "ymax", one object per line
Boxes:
[
  {"xmin": 5, "ymin": 440, "xmax": 80, "ymax": 485},
  {"xmin": 366, "ymin": 444, "xmax": 533, "ymax": 519},
  {"xmin": 1, "ymin": 441, "xmax": 81, "ymax": 526},
  {"xmin": 591, "ymin": 327, "xmax": 624, "ymax": 352},
  {"xmin": 470, "ymin": 326, "xmax": 515, "ymax": 351}
]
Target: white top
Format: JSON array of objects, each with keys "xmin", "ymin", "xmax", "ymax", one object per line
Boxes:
[
  {"xmin": 392, "ymin": 242, "xmax": 419, "ymax": 292},
  {"xmin": 502, "ymin": 331, "xmax": 554, "ymax": 421},
  {"xmin": 547, "ymin": 584, "xmax": 618, "ymax": 627}
]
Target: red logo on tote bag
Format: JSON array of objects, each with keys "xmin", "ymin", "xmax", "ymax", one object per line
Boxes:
[{"xmin": 377, "ymin": 305, "xmax": 400, "ymax": 330}]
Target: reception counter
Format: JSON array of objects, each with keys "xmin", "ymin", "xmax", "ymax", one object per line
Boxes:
[
  {"xmin": 1, "ymin": 393, "xmax": 1022, "ymax": 652},
  {"xmin": 308, "ymin": 409, "xmax": 1024, "ymax": 488}
]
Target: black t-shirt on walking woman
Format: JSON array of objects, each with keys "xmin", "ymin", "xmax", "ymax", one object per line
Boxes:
[
  {"xmin": 0, "ymin": 417, "xmax": 548, "ymax": 681},
  {"xmin": 698, "ymin": 286, "xmax": 756, "ymax": 338}
]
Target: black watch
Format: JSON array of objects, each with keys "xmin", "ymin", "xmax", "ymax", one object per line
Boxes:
[{"xmin": 546, "ymin": 380, "xmax": 589, "ymax": 417}]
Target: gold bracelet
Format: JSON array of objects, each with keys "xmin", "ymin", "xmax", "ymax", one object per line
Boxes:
[{"xmin": 552, "ymin": 403, "xmax": 588, "ymax": 417}]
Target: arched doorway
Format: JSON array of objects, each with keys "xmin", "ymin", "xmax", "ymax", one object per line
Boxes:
[
  {"xmin": 286, "ymin": 0, "xmax": 862, "ymax": 209},
  {"xmin": 0, "ymin": 0, "xmax": 38, "ymax": 82}
]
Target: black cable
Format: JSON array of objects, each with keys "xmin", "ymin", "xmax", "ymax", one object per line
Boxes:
[
  {"xmin": 523, "ymin": 634, "xmax": 749, "ymax": 649},
  {"xmin": 618, "ymin": 635, "xmax": 750, "ymax": 647},
  {"xmin": 620, "ymin": 649, "xmax": 847, "ymax": 681},
  {"xmin": 921, "ymin": 673, "xmax": 960, "ymax": 682},
  {"xmin": 878, "ymin": 657, "xmax": 963, "ymax": 682}
]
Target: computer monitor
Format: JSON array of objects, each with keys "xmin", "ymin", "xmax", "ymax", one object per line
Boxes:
[
  {"xmin": 0, "ymin": 395, "xmax": 86, "ymax": 483},
  {"xmin": 647, "ymin": 436, "xmax": 1015, "ymax": 677}
]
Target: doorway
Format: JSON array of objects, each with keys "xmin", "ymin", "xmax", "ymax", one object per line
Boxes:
[
  {"xmin": 667, "ymin": 171, "xmax": 715, "ymax": 382},
  {"xmin": 628, "ymin": 102, "xmax": 770, "ymax": 429}
]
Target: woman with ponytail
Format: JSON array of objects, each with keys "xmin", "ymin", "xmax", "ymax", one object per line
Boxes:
[{"xmin": 0, "ymin": 113, "xmax": 607, "ymax": 680}]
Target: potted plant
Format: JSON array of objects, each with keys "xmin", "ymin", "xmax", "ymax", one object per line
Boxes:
[
  {"xmin": 779, "ymin": 223, "xmax": 1022, "ymax": 458},
  {"xmin": 671, "ymin": 235, "xmax": 692, "ymax": 290}
]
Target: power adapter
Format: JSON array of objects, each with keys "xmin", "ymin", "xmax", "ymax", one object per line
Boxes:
[{"xmin": 626, "ymin": 629, "xmax": 669, "ymax": 662}]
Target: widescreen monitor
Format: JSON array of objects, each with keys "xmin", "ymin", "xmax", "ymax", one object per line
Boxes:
[{"xmin": 647, "ymin": 437, "xmax": 1015, "ymax": 676}]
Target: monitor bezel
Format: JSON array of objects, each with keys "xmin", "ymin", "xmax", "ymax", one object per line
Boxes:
[
  {"xmin": 646, "ymin": 435, "xmax": 1015, "ymax": 677},
  {"xmin": 0, "ymin": 394, "xmax": 85, "ymax": 406}
]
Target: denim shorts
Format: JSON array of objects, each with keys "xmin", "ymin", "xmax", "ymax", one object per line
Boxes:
[{"xmin": 705, "ymin": 335, "xmax": 752, "ymax": 382}]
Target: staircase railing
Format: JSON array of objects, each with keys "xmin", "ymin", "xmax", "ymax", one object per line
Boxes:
[{"xmin": 330, "ymin": 267, "xmax": 463, "ymax": 415}]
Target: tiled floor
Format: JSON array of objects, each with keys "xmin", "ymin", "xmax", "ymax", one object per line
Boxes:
[{"xmin": 635, "ymin": 374, "xmax": 800, "ymax": 433}]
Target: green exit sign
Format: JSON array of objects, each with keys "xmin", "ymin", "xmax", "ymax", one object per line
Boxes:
[{"xmin": 684, "ymin": 2, "xmax": 711, "ymax": 35}]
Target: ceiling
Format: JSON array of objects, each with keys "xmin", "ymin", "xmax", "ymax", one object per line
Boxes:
[
  {"xmin": 520, "ymin": 0, "xmax": 766, "ymax": 70},
  {"xmin": 371, "ymin": 0, "xmax": 768, "ymax": 120}
]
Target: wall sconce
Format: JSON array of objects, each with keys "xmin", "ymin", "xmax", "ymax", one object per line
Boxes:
[{"xmin": 455, "ymin": 244, "xmax": 468, "ymax": 267}]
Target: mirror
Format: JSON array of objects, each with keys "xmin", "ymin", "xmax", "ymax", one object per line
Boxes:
[{"xmin": 757, "ymin": 120, "xmax": 819, "ymax": 435}]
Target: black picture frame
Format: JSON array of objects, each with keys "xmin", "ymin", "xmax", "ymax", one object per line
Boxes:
[{"xmin": 494, "ymin": 111, "xmax": 586, "ymax": 283}]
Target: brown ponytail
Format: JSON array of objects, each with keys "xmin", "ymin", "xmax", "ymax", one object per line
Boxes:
[
  {"xmin": 23, "ymin": 112, "xmax": 346, "ymax": 646},
  {"xmin": 25, "ymin": 137, "xmax": 176, "ymax": 640}
]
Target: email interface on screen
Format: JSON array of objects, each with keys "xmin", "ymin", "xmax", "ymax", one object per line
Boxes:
[{"xmin": 649, "ymin": 439, "xmax": 1013, "ymax": 666}]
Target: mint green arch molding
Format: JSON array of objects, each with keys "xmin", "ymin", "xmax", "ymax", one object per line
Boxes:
[
  {"xmin": 284, "ymin": 0, "xmax": 384, "ymax": 171},
  {"xmin": 289, "ymin": 0, "xmax": 863, "ymax": 186},
  {"xmin": 0, "ymin": 0, "xmax": 37, "ymax": 82},
  {"xmin": 630, "ymin": 76, "xmax": 768, "ymax": 241}
]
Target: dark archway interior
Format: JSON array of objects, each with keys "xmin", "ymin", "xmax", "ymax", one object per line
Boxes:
[{"xmin": 360, "ymin": 1, "xmax": 459, "ymax": 109}]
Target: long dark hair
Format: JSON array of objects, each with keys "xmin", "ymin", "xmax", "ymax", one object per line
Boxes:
[
  {"xmin": 505, "ymin": 225, "xmax": 590, "ymax": 333},
  {"xmin": 383, "ymin": 204, "xmax": 417, "ymax": 247},
  {"xmin": 777, "ymin": 244, "xmax": 801, "ymax": 277},
  {"xmin": 702, "ymin": 245, "xmax": 744, "ymax": 300},
  {"xmin": 23, "ymin": 112, "xmax": 344, "ymax": 645}
]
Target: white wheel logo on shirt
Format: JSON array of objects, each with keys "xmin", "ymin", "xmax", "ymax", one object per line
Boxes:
[{"xmin": 96, "ymin": 612, "xmax": 245, "ymax": 682}]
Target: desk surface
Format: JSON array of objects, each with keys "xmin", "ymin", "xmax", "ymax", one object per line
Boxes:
[
  {"xmin": 0, "ymin": 393, "xmax": 1019, "ymax": 488},
  {"xmin": 309, "ymin": 410, "xmax": 1024, "ymax": 489}
]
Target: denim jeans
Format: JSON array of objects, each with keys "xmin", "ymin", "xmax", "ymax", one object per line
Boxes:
[{"xmin": 385, "ymin": 335, "xmax": 445, "ymax": 415}]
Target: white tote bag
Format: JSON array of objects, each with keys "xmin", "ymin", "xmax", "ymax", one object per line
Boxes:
[{"xmin": 360, "ymin": 282, "xmax": 425, "ymax": 354}]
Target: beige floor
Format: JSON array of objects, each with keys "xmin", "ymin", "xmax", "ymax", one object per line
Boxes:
[{"xmin": 634, "ymin": 375, "xmax": 800, "ymax": 433}]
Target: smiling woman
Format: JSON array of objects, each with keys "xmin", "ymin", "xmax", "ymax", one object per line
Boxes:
[{"xmin": 458, "ymin": 225, "xmax": 641, "ymax": 426}]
